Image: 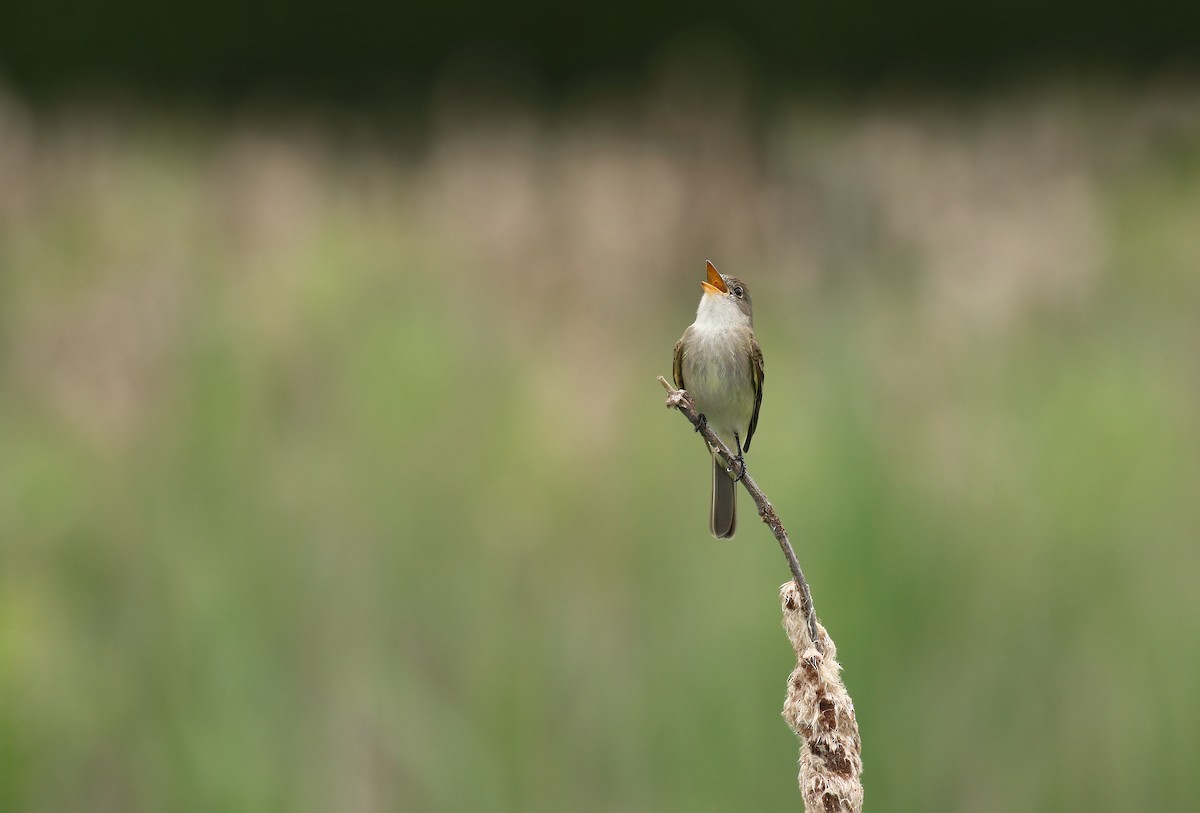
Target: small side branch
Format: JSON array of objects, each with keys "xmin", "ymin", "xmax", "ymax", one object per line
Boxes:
[{"xmin": 657, "ymin": 375, "xmax": 821, "ymax": 649}]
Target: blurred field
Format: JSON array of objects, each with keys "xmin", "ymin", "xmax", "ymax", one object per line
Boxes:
[{"xmin": 1, "ymin": 80, "xmax": 1199, "ymax": 812}]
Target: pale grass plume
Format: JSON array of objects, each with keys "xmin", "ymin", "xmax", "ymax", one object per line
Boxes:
[{"xmin": 781, "ymin": 581, "xmax": 863, "ymax": 813}]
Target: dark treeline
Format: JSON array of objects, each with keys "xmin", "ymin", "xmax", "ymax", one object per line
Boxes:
[{"xmin": 3, "ymin": 0, "xmax": 1199, "ymax": 102}]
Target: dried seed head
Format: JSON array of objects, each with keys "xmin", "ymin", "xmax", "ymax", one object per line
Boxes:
[{"xmin": 780, "ymin": 582, "xmax": 864, "ymax": 813}]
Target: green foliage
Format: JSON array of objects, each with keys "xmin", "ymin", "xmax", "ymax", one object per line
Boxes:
[{"xmin": 1, "ymin": 87, "xmax": 1198, "ymax": 811}]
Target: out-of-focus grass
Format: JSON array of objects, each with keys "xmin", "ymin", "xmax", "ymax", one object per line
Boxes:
[{"xmin": 1, "ymin": 83, "xmax": 1199, "ymax": 812}]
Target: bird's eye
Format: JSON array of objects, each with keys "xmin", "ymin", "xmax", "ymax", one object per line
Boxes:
[{"xmin": 733, "ymin": 286, "xmax": 744, "ymax": 298}]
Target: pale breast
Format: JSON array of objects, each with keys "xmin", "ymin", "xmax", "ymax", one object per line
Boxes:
[{"xmin": 680, "ymin": 322, "xmax": 755, "ymax": 442}]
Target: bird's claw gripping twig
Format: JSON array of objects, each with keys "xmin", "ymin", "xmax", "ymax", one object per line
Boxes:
[{"xmin": 732, "ymin": 454, "xmax": 747, "ymax": 482}]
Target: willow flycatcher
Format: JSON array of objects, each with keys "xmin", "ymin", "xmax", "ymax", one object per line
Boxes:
[{"xmin": 672, "ymin": 260, "xmax": 764, "ymax": 539}]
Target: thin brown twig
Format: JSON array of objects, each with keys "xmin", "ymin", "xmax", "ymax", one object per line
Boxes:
[
  {"xmin": 659, "ymin": 375, "xmax": 863, "ymax": 812},
  {"xmin": 657, "ymin": 375, "xmax": 821, "ymax": 651}
]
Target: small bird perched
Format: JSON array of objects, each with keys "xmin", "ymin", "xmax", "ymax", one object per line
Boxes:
[{"xmin": 673, "ymin": 260, "xmax": 764, "ymax": 538}]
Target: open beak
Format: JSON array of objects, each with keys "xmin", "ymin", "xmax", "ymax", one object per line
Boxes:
[{"xmin": 700, "ymin": 260, "xmax": 728, "ymax": 295}]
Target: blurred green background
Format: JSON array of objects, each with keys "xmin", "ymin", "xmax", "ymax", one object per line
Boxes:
[{"xmin": 2, "ymin": 13, "xmax": 1200, "ymax": 813}]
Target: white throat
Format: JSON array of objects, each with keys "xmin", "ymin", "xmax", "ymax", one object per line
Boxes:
[{"xmin": 695, "ymin": 293, "xmax": 750, "ymax": 332}]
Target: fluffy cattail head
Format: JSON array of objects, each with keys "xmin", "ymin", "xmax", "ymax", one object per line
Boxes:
[{"xmin": 780, "ymin": 582, "xmax": 864, "ymax": 813}]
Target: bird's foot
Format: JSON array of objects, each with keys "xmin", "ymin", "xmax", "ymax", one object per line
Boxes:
[
  {"xmin": 731, "ymin": 453, "xmax": 746, "ymax": 483},
  {"xmin": 694, "ymin": 413, "xmax": 707, "ymax": 433}
]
